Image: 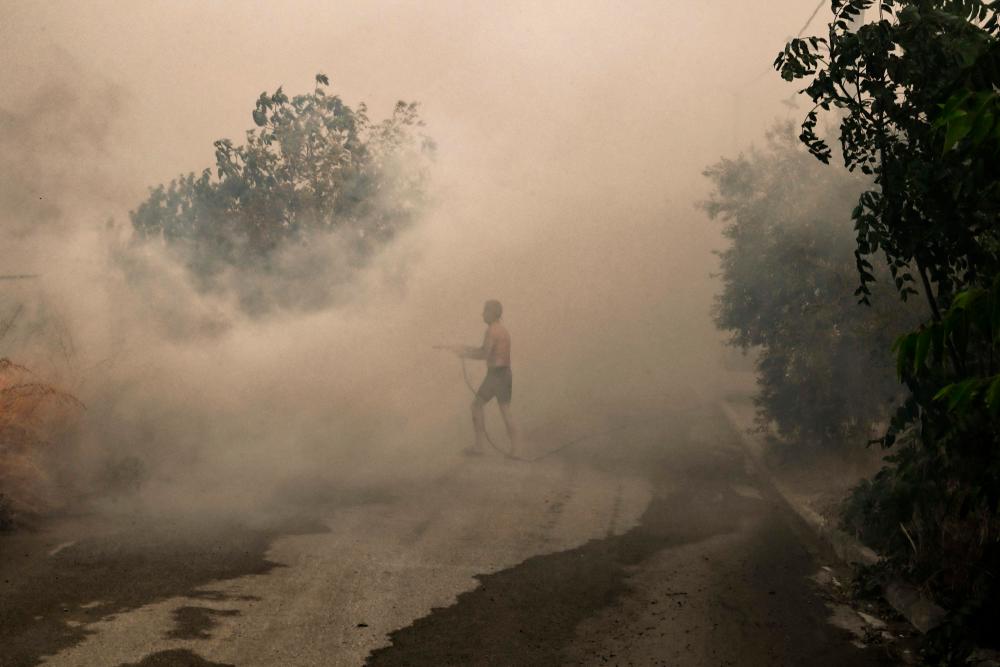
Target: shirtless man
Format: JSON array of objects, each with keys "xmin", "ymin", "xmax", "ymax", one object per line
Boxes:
[{"xmin": 445, "ymin": 300, "xmax": 518, "ymax": 456}]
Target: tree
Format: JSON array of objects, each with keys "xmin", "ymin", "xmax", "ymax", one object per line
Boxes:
[
  {"xmin": 777, "ymin": 1, "xmax": 1000, "ymax": 652},
  {"xmin": 704, "ymin": 124, "xmax": 915, "ymax": 453},
  {"xmin": 775, "ymin": 1, "xmax": 1000, "ymax": 308},
  {"xmin": 130, "ymin": 74, "xmax": 433, "ymax": 314}
]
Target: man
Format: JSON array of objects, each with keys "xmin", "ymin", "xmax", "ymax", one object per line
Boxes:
[{"xmin": 446, "ymin": 300, "xmax": 518, "ymax": 456}]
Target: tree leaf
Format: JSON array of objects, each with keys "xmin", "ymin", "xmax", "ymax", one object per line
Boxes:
[{"xmin": 914, "ymin": 328, "xmax": 933, "ymax": 373}]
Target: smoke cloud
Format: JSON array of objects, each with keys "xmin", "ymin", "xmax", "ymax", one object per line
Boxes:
[{"xmin": 0, "ymin": 1, "xmax": 814, "ymax": 518}]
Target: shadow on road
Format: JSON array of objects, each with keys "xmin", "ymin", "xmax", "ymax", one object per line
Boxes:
[{"xmin": 367, "ymin": 407, "xmax": 899, "ymax": 666}]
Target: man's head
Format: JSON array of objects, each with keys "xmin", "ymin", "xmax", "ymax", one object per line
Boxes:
[{"xmin": 482, "ymin": 299, "xmax": 503, "ymax": 324}]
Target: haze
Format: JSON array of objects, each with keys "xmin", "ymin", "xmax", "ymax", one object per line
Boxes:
[
  {"xmin": 0, "ymin": 0, "xmax": 830, "ymax": 528},
  {"xmin": 0, "ymin": 3, "xmax": 886, "ymax": 665}
]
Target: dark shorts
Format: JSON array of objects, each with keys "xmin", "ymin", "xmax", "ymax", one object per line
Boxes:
[{"xmin": 477, "ymin": 366, "xmax": 512, "ymax": 404}]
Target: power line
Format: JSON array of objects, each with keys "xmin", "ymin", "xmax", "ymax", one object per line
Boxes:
[
  {"xmin": 745, "ymin": 0, "xmax": 830, "ymax": 87},
  {"xmin": 795, "ymin": 0, "xmax": 828, "ymax": 38},
  {"xmin": 729, "ymin": 1, "xmax": 832, "ymax": 142}
]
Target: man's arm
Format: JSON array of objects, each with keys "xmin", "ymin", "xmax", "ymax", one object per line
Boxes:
[
  {"xmin": 433, "ymin": 344, "xmax": 479, "ymax": 356},
  {"xmin": 458, "ymin": 329, "xmax": 493, "ymax": 360}
]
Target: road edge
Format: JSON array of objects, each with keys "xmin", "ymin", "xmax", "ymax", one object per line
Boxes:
[{"xmin": 718, "ymin": 399, "xmax": 948, "ymax": 636}]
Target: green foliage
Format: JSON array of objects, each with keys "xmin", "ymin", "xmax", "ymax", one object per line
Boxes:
[
  {"xmin": 933, "ymin": 89, "xmax": 1000, "ymax": 151},
  {"xmin": 778, "ymin": 1, "xmax": 1000, "ymax": 647},
  {"xmin": 776, "ymin": 0, "xmax": 1000, "ymax": 307},
  {"xmin": 704, "ymin": 124, "xmax": 915, "ymax": 450},
  {"xmin": 893, "ymin": 277, "xmax": 1000, "ymax": 414},
  {"xmin": 130, "ymin": 74, "xmax": 433, "ymax": 314}
]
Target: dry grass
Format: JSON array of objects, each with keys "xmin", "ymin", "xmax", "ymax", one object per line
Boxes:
[{"xmin": 0, "ymin": 357, "xmax": 84, "ymax": 527}]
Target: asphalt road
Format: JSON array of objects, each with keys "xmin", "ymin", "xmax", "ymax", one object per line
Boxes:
[{"xmin": 0, "ymin": 402, "xmax": 902, "ymax": 666}]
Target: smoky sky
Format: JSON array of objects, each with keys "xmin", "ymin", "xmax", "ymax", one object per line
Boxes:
[{"xmin": 3, "ymin": 1, "xmax": 814, "ymax": 199}]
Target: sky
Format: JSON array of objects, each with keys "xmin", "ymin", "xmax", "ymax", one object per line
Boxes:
[{"xmin": 3, "ymin": 1, "xmax": 816, "ymax": 198}]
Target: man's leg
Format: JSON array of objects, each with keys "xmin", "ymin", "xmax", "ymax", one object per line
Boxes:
[
  {"xmin": 498, "ymin": 401, "xmax": 519, "ymax": 455},
  {"xmin": 470, "ymin": 397, "xmax": 487, "ymax": 452}
]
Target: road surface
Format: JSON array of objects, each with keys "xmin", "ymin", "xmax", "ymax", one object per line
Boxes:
[{"xmin": 1, "ymin": 401, "xmax": 902, "ymax": 666}]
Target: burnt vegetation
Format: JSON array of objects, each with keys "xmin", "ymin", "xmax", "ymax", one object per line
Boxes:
[{"xmin": 0, "ymin": 358, "xmax": 84, "ymax": 528}]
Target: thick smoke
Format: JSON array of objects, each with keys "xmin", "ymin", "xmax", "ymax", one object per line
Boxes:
[{"xmin": 0, "ymin": 2, "xmax": 807, "ymax": 519}]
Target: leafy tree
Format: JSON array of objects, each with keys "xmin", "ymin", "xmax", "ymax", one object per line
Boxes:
[
  {"xmin": 775, "ymin": 1, "xmax": 1000, "ymax": 310},
  {"xmin": 130, "ymin": 74, "xmax": 433, "ymax": 314},
  {"xmin": 704, "ymin": 124, "xmax": 915, "ymax": 453},
  {"xmin": 777, "ymin": 0, "xmax": 1000, "ymax": 651}
]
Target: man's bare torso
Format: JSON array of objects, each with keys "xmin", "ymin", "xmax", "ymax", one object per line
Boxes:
[{"xmin": 484, "ymin": 322, "xmax": 511, "ymax": 368}]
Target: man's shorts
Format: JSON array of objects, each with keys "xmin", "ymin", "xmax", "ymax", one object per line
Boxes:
[{"xmin": 477, "ymin": 366, "xmax": 512, "ymax": 404}]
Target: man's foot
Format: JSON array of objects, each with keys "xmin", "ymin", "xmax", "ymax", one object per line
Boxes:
[{"xmin": 462, "ymin": 447, "xmax": 485, "ymax": 457}]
